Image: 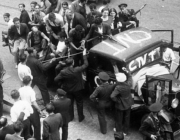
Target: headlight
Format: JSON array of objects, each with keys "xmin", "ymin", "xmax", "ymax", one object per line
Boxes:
[{"xmin": 172, "ymin": 98, "xmax": 179, "ymax": 108}]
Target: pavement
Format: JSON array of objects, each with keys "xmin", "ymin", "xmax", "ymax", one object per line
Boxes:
[{"xmin": 0, "ymin": 0, "xmax": 180, "ymax": 140}]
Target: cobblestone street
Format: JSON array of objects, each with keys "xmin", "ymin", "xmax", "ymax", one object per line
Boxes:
[{"xmin": 1, "ymin": 0, "xmax": 180, "ymax": 140}]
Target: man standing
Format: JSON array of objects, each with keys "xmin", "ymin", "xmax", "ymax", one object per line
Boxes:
[
  {"xmin": 5, "ymin": 121, "xmax": 24, "ymax": 140},
  {"xmin": 111, "ymin": 65, "xmax": 133, "ymax": 136},
  {"xmin": 71, "ymin": 0, "xmax": 87, "ymax": 19},
  {"xmin": 26, "ymin": 48, "xmax": 50, "ymax": 105},
  {"xmin": 51, "ymin": 89, "xmax": 71, "ymax": 140},
  {"xmin": 87, "ymin": 3, "xmax": 102, "ymax": 28},
  {"xmin": 118, "ymin": 3, "xmax": 139, "ymax": 31},
  {"xmin": 54, "ymin": 48, "xmax": 88, "ymax": 122},
  {"xmin": 90, "ymin": 72, "xmax": 115, "ymax": 134},
  {"xmin": 19, "ymin": 76, "xmax": 42, "ymax": 140},
  {"xmin": 65, "ymin": 9, "xmax": 87, "ymax": 36},
  {"xmin": 59, "ymin": 2, "xmax": 69, "ymax": 24},
  {"xmin": 43, "ymin": 12, "xmax": 64, "ymax": 45},
  {"xmin": 139, "ymin": 102, "xmax": 164, "ymax": 140},
  {"xmin": 8, "ymin": 17, "xmax": 29, "ymax": 68},
  {"xmin": 18, "ymin": 53, "xmax": 33, "ymax": 82},
  {"xmin": 0, "ymin": 113, "xmax": 25, "ymax": 140},
  {"xmin": 69, "ymin": 25, "xmax": 85, "ymax": 66},
  {"xmin": 0, "ymin": 59, "xmax": 5, "ymax": 117},
  {"xmin": 41, "ymin": 0, "xmax": 61, "ymax": 14},
  {"xmin": 10, "ymin": 90, "xmax": 33, "ymax": 140},
  {"xmin": 2, "ymin": 13, "xmax": 14, "ymax": 47},
  {"xmin": 42, "ymin": 103, "xmax": 63, "ymax": 140},
  {"xmin": 19, "ymin": 3, "xmax": 31, "ymax": 29}
]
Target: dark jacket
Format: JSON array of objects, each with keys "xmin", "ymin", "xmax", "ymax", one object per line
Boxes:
[
  {"xmin": 20, "ymin": 10, "xmax": 31, "ymax": 26},
  {"xmin": 71, "ymin": 0, "xmax": 86, "ymax": 18},
  {"xmin": 118, "ymin": 9, "xmax": 139, "ymax": 31},
  {"xmin": 0, "ymin": 112, "xmax": 25, "ymax": 140},
  {"xmin": 5, "ymin": 134, "xmax": 24, "ymax": 140},
  {"xmin": 67, "ymin": 12, "xmax": 87, "ymax": 32},
  {"xmin": 43, "ymin": 113, "xmax": 63, "ymax": 140},
  {"xmin": 87, "ymin": 11, "xmax": 102, "ymax": 26},
  {"xmin": 111, "ymin": 73, "xmax": 133, "ymax": 110},
  {"xmin": 139, "ymin": 113, "xmax": 161, "ymax": 140},
  {"xmin": 54, "ymin": 55, "xmax": 88, "ymax": 92},
  {"xmin": 26, "ymin": 55, "xmax": 46, "ymax": 81},
  {"xmin": 85, "ymin": 23, "xmax": 111, "ymax": 46},
  {"xmin": 8, "ymin": 23, "xmax": 29, "ymax": 41},
  {"xmin": 52, "ymin": 97, "xmax": 71, "ymax": 124},
  {"xmin": 90, "ymin": 83, "xmax": 115, "ymax": 108}
]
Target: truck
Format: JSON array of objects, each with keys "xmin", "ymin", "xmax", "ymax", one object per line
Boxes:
[{"xmin": 86, "ymin": 27, "xmax": 180, "ymax": 136}]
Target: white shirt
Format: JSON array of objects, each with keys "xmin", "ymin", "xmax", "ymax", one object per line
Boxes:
[
  {"xmin": 56, "ymin": 41, "xmax": 67, "ymax": 53},
  {"xmin": 10, "ymin": 100, "xmax": 33, "ymax": 122},
  {"xmin": 7, "ymin": 19, "xmax": 14, "ymax": 29},
  {"xmin": 43, "ymin": 13, "xmax": 64, "ymax": 27},
  {"xmin": 19, "ymin": 86, "xmax": 36, "ymax": 105},
  {"xmin": 163, "ymin": 48, "xmax": 176, "ymax": 62},
  {"xmin": 18, "ymin": 63, "xmax": 33, "ymax": 81}
]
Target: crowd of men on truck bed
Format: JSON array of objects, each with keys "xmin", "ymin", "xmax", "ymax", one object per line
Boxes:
[{"xmin": 0, "ymin": 0, "xmax": 176, "ymax": 140}]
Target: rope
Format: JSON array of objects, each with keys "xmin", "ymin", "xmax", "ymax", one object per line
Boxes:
[{"xmin": 41, "ymin": 51, "xmax": 89, "ymax": 63}]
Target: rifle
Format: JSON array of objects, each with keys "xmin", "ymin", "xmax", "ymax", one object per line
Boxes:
[{"xmin": 129, "ymin": 4, "xmax": 147, "ymax": 19}]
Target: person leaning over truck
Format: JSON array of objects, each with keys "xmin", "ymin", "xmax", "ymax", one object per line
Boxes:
[{"xmin": 111, "ymin": 64, "xmax": 133, "ymax": 136}]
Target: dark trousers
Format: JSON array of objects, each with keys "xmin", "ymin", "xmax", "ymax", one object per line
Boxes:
[
  {"xmin": 67, "ymin": 90, "xmax": 84, "ymax": 121},
  {"xmin": 0, "ymin": 84, "xmax": 3, "ymax": 117},
  {"xmin": 29, "ymin": 106, "xmax": 41, "ymax": 140},
  {"xmin": 32, "ymin": 78, "xmax": 50, "ymax": 105},
  {"xmin": 97, "ymin": 107, "xmax": 107, "ymax": 134},
  {"xmin": 115, "ymin": 108, "xmax": 131, "ymax": 134},
  {"xmin": 62, "ymin": 123, "xmax": 68, "ymax": 140},
  {"xmin": 21, "ymin": 118, "xmax": 31, "ymax": 140}
]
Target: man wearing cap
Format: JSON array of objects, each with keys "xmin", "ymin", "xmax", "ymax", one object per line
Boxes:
[
  {"xmin": 90, "ymin": 71, "xmax": 115, "ymax": 134},
  {"xmin": 118, "ymin": 3, "xmax": 139, "ymax": 31},
  {"xmin": 139, "ymin": 102, "xmax": 164, "ymax": 140},
  {"xmin": 54, "ymin": 48, "xmax": 88, "ymax": 122},
  {"xmin": 111, "ymin": 65, "xmax": 133, "ymax": 136},
  {"xmin": 51, "ymin": 89, "xmax": 71, "ymax": 140}
]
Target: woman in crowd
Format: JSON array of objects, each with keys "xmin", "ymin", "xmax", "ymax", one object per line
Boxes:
[
  {"xmin": 109, "ymin": 8, "xmax": 122, "ymax": 35},
  {"xmin": 101, "ymin": 8, "xmax": 113, "ymax": 26}
]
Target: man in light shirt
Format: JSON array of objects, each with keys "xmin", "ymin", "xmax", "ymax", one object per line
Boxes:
[
  {"xmin": 10, "ymin": 89, "xmax": 33, "ymax": 140},
  {"xmin": 19, "ymin": 76, "xmax": 42, "ymax": 140},
  {"xmin": 2, "ymin": 13, "xmax": 14, "ymax": 47},
  {"xmin": 18, "ymin": 53, "xmax": 33, "ymax": 82}
]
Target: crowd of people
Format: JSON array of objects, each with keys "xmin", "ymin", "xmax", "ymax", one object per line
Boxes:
[{"xmin": 0, "ymin": 0, "xmax": 145, "ymax": 140}]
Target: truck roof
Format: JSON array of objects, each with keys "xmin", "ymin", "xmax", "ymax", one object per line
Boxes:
[{"xmin": 90, "ymin": 27, "xmax": 162, "ymax": 62}]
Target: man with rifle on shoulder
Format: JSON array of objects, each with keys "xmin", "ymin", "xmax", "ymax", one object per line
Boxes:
[{"xmin": 118, "ymin": 3, "xmax": 146, "ymax": 31}]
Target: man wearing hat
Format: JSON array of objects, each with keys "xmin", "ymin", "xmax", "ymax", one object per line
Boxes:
[
  {"xmin": 90, "ymin": 71, "xmax": 115, "ymax": 134},
  {"xmin": 51, "ymin": 89, "xmax": 71, "ymax": 140},
  {"xmin": 139, "ymin": 102, "xmax": 164, "ymax": 140},
  {"xmin": 111, "ymin": 64, "xmax": 133, "ymax": 136},
  {"xmin": 118, "ymin": 3, "xmax": 139, "ymax": 31}
]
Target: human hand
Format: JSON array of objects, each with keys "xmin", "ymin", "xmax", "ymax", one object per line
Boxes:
[
  {"xmin": 129, "ymin": 21, "xmax": 136, "ymax": 27},
  {"xmin": 122, "ymin": 67, "xmax": 128, "ymax": 73},
  {"xmin": 150, "ymin": 135, "xmax": 157, "ymax": 140},
  {"xmin": 50, "ymin": 58, "xmax": 56, "ymax": 63},
  {"xmin": 83, "ymin": 48, "xmax": 87, "ymax": 56},
  {"xmin": 87, "ymin": 23, "xmax": 90, "ymax": 28}
]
